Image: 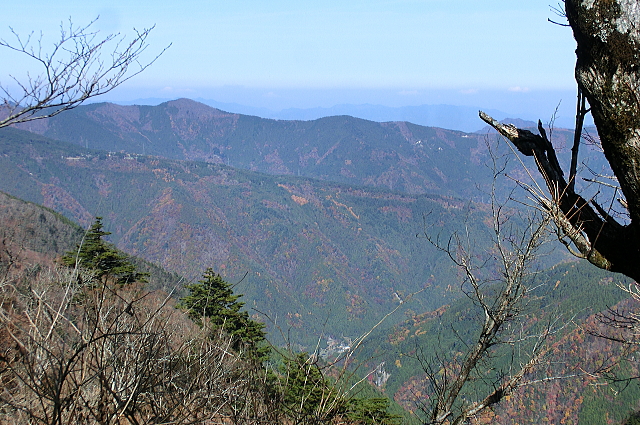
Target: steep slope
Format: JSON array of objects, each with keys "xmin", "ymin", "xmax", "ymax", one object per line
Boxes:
[
  {"xmin": 0, "ymin": 191, "xmax": 84, "ymax": 267},
  {"xmin": 0, "ymin": 126, "xmax": 499, "ymax": 346},
  {"xmin": 358, "ymin": 261, "xmax": 639, "ymax": 424},
  {"xmin": 0, "ymin": 190, "xmax": 181, "ymax": 291}
]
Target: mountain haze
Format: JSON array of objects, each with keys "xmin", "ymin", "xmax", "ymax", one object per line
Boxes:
[
  {"xmin": 104, "ymin": 98, "xmax": 512, "ymax": 132},
  {"xmin": 195, "ymin": 99, "xmax": 511, "ymax": 133}
]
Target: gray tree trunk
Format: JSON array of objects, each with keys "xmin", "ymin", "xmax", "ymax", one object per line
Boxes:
[
  {"xmin": 481, "ymin": 0, "xmax": 640, "ymax": 281},
  {"xmin": 567, "ymin": 0, "xmax": 640, "ymax": 223}
]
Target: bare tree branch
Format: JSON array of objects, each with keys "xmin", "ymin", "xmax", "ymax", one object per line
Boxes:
[
  {"xmin": 419, "ymin": 160, "xmax": 561, "ymax": 424},
  {"xmin": 478, "ymin": 1, "xmax": 640, "ymax": 283},
  {"xmin": 478, "ymin": 110, "xmax": 637, "ymax": 279},
  {"xmin": 0, "ymin": 18, "xmax": 169, "ymax": 129}
]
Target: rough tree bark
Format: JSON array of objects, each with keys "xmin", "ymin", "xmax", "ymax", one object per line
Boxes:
[{"xmin": 481, "ymin": 0, "xmax": 640, "ymax": 282}]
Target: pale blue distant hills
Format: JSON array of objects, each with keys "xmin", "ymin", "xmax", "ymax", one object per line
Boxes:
[{"xmin": 259, "ymin": 103, "xmax": 511, "ymax": 133}]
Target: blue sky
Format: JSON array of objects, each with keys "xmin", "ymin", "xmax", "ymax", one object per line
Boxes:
[{"xmin": 2, "ymin": 1, "xmax": 579, "ymax": 121}]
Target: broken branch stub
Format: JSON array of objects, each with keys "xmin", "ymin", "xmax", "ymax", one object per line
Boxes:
[{"xmin": 479, "ymin": 111, "xmax": 636, "ymax": 280}]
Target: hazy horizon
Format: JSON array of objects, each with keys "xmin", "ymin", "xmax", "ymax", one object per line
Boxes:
[
  {"xmin": 98, "ymin": 86, "xmax": 585, "ymax": 131},
  {"xmin": 3, "ymin": 1, "xmax": 582, "ymax": 128}
]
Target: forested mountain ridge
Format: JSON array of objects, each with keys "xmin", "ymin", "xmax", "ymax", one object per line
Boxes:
[
  {"xmin": 0, "ymin": 126, "xmax": 499, "ymax": 345},
  {"xmin": 13, "ymin": 98, "xmax": 580, "ymax": 201},
  {"xmin": 2, "ymin": 98, "xmax": 632, "ymax": 423},
  {"xmin": 2, "ymin": 110, "xmax": 638, "ymax": 423}
]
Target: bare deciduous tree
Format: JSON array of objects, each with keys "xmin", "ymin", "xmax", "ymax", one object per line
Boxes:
[
  {"xmin": 1, "ymin": 258, "xmax": 401, "ymax": 424},
  {"xmin": 476, "ymin": 4, "xmax": 640, "ymax": 400},
  {"xmin": 417, "ymin": 157, "xmax": 578, "ymax": 424},
  {"xmin": 0, "ymin": 18, "xmax": 168, "ymax": 129},
  {"xmin": 0, "ymin": 265, "xmax": 272, "ymax": 425}
]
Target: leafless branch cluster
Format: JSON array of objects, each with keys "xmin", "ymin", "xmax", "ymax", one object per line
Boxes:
[
  {"xmin": 591, "ymin": 283, "xmax": 640, "ymax": 347},
  {"xmin": 415, "ymin": 164, "xmax": 575, "ymax": 424},
  {"xmin": 0, "ymin": 264, "xmax": 277, "ymax": 425},
  {"xmin": 0, "ymin": 18, "xmax": 169, "ymax": 129},
  {"xmin": 478, "ymin": 93, "xmax": 640, "ymax": 393},
  {"xmin": 478, "ymin": 109, "xmax": 625, "ymax": 277},
  {"xmin": 478, "ymin": 0, "xmax": 640, "ymax": 284}
]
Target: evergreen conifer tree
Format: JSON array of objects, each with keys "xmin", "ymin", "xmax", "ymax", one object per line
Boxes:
[
  {"xmin": 178, "ymin": 268, "xmax": 267, "ymax": 359},
  {"xmin": 282, "ymin": 352, "xmax": 340, "ymax": 420},
  {"xmin": 62, "ymin": 217, "xmax": 148, "ymax": 286},
  {"xmin": 280, "ymin": 353, "xmax": 401, "ymax": 424}
]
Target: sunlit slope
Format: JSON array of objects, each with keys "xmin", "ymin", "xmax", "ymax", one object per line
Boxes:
[{"xmin": 0, "ymin": 126, "xmax": 496, "ymax": 345}]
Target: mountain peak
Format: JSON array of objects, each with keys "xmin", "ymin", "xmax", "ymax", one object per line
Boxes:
[{"xmin": 164, "ymin": 98, "xmax": 238, "ymax": 119}]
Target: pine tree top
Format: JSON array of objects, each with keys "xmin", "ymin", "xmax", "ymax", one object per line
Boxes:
[
  {"xmin": 62, "ymin": 217, "xmax": 148, "ymax": 286},
  {"xmin": 178, "ymin": 268, "xmax": 268, "ymax": 360}
]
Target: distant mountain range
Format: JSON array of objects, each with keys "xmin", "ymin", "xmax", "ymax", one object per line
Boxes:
[
  {"xmin": 14, "ymin": 98, "xmax": 581, "ymax": 203},
  {"xmin": 204, "ymin": 100, "xmax": 513, "ymax": 133},
  {"xmin": 107, "ymin": 97, "xmax": 513, "ymax": 132}
]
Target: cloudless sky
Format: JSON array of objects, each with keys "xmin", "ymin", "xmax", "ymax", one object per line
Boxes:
[{"xmin": 1, "ymin": 1, "xmax": 579, "ymax": 121}]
